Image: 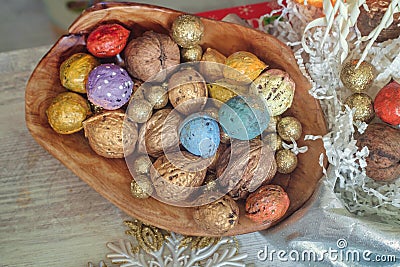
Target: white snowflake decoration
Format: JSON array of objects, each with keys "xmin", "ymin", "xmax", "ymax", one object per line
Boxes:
[{"xmin": 105, "ymin": 233, "xmax": 247, "ymax": 267}]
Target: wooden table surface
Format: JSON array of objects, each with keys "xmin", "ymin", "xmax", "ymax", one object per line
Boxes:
[{"xmin": 0, "ymin": 46, "xmax": 270, "ymax": 267}]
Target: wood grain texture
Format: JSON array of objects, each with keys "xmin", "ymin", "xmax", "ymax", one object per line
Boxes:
[{"xmin": 25, "ymin": 2, "xmax": 327, "ymax": 236}]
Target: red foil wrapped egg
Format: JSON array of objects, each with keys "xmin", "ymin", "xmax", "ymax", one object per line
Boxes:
[
  {"xmin": 374, "ymin": 81, "xmax": 400, "ymax": 126},
  {"xmin": 87, "ymin": 24, "xmax": 130, "ymax": 58}
]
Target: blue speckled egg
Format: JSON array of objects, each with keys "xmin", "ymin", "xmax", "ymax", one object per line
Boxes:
[
  {"xmin": 179, "ymin": 114, "xmax": 220, "ymax": 158},
  {"xmin": 218, "ymin": 95, "xmax": 270, "ymax": 140}
]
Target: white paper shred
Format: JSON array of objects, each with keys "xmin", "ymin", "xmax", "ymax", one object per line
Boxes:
[{"xmin": 259, "ymin": 0, "xmax": 400, "ymax": 225}]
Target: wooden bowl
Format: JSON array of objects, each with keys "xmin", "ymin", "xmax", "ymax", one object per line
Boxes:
[{"xmin": 25, "ymin": 2, "xmax": 327, "ymax": 236}]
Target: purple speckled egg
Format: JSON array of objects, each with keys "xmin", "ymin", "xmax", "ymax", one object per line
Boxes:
[{"xmin": 87, "ymin": 64, "xmax": 133, "ymax": 110}]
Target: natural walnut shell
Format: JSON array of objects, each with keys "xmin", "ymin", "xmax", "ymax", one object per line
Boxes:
[
  {"xmin": 168, "ymin": 68, "xmax": 208, "ymax": 115},
  {"xmin": 245, "ymin": 184, "xmax": 290, "ymax": 224},
  {"xmin": 125, "ymin": 31, "xmax": 180, "ymax": 81},
  {"xmin": 193, "ymin": 195, "xmax": 239, "ymax": 235},
  {"xmin": 150, "ymin": 151, "xmax": 207, "ymax": 202},
  {"xmin": 83, "ymin": 110, "xmax": 138, "ymax": 158},
  {"xmin": 356, "ymin": 123, "xmax": 400, "ymax": 181},
  {"xmin": 216, "ymin": 139, "xmax": 277, "ymax": 200},
  {"xmin": 357, "ymin": 0, "xmax": 400, "ymax": 42},
  {"xmin": 142, "ymin": 109, "xmax": 182, "ymax": 158}
]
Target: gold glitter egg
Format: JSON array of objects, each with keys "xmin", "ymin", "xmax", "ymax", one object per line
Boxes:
[
  {"xmin": 171, "ymin": 14, "xmax": 204, "ymax": 48},
  {"xmin": 263, "ymin": 133, "xmax": 283, "ymax": 151},
  {"xmin": 193, "ymin": 195, "xmax": 239, "ymax": 235},
  {"xmin": 46, "ymin": 91, "xmax": 91, "ymax": 134},
  {"xmin": 250, "ymin": 69, "xmax": 295, "ymax": 116},
  {"xmin": 82, "ymin": 110, "xmax": 138, "ymax": 158},
  {"xmin": 340, "ymin": 60, "xmax": 376, "ymax": 93},
  {"xmin": 132, "ymin": 154, "xmax": 153, "ymax": 175},
  {"xmin": 344, "ymin": 93, "xmax": 375, "ymax": 123},
  {"xmin": 223, "ymin": 51, "xmax": 267, "ymax": 83},
  {"xmin": 145, "ymin": 85, "xmax": 169, "ymax": 109},
  {"xmin": 60, "ymin": 53, "xmax": 100, "ymax": 93},
  {"xmin": 276, "ymin": 149, "xmax": 298, "ymax": 174},
  {"xmin": 277, "ymin": 116, "xmax": 302, "ymax": 142},
  {"xmin": 127, "ymin": 99, "xmax": 153, "ymax": 123},
  {"xmin": 180, "ymin": 45, "xmax": 203, "ymax": 62},
  {"xmin": 131, "ymin": 175, "xmax": 154, "ymax": 199}
]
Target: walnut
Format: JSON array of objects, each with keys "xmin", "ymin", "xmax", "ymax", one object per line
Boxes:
[
  {"xmin": 193, "ymin": 195, "xmax": 239, "ymax": 235},
  {"xmin": 357, "ymin": 0, "xmax": 400, "ymax": 42},
  {"xmin": 83, "ymin": 110, "xmax": 137, "ymax": 158},
  {"xmin": 168, "ymin": 68, "xmax": 208, "ymax": 115},
  {"xmin": 216, "ymin": 139, "xmax": 277, "ymax": 200},
  {"xmin": 140, "ymin": 108, "xmax": 182, "ymax": 158},
  {"xmin": 356, "ymin": 123, "xmax": 400, "ymax": 181},
  {"xmin": 245, "ymin": 185, "xmax": 290, "ymax": 224},
  {"xmin": 150, "ymin": 151, "xmax": 207, "ymax": 203},
  {"xmin": 125, "ymin": 31, "xmax": 180, "ymax": 82}
]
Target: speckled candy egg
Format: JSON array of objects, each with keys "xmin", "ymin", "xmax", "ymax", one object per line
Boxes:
[
  {"xmin": 87, "ymin": 23, "xmax": 130, "ymax": 58},
  {"xmin": 60, "ymin": 53, "xmax": 100, "ymax": 93},
  {"xmin": 87, "ymin": 64, "xmax": 133, "ymax": 110},
  {"xmin": 218, "ymin": 95, "xmax": 270, "ymax": 140},
  {"xmin": 179, "ymin": 114, "xmax": 220, "ymax": 158}
]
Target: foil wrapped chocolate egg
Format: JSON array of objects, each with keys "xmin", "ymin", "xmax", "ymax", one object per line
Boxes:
[
  {"xmin": 46, "ymin": 91, "xmax": 91, "ymax": 134},
  {"xmin": 82, "ymin": 110, "xmax": 138, "ymax": 158},
  {"xmin": 60, "ymin": 53, "xmax": 100, "ymax": 93},
  {"xmin": 218, "ymin": 95, "xmax": 270, "ymax": 140},
  {"xmin": 87, "ymin": 23, "xmax": 130, "ymax": 58},
  {"xmin": 87, "ymin": 64, "xmax": 133, "ymax": 110},
  {"xmin": 179, "ymin": 114, "xmax": 220, "ymax": 158},
  {"xmin": 250, "ymin": 69, "xmax": 295, "ymax": 116}
]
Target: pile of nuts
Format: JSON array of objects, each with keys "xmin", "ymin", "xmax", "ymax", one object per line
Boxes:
[{"xmin": 46, "ymin": 14, "xmax": 303, "ymax": 235}]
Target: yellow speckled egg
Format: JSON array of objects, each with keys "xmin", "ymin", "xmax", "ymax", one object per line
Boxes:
[
  {"xmin": 60, "ymin": 53, "xmax": 100, "ymax": 93},
  {"xmin": 223, "ymin": 51, "xmax": 267, "ymax": 83},
  {"xmin": 46, "ymin": 91, "xmax": 91, "ymax": 134}
]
